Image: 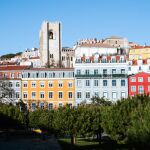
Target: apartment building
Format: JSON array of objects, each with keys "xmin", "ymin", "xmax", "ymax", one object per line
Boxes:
[
  {"xmin": 74, "ymin": 43, "xmax": 128, "ymax": 105},
  {"xmin": 21, "ymin": 68, "xmax": 75, "ymax": 110},
  {"xmin": 128, "ymin": 72, "xmax": 150, "ymax": 97}
]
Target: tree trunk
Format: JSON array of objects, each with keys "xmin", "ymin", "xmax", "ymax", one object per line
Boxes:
[
  {"xmin": 71, "ymin": 135, "xmax": 76, "ymax": 145},
  {"xmin": 99, "ymin": 132, "xmax": 102, "ymax": 145}
]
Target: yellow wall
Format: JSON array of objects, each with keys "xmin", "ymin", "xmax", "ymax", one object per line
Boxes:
[
  {"xmin": 22, "ymin": 78, "xmax": 75, "ymax": 109},
  {"xmin": 129, "ymin": 48, "xmax": 150, "ymax": 60}
]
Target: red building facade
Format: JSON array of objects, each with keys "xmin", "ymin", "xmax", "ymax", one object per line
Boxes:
[{"xmin": 128, "ymin": 72, "xmax": 150, "ymax": 97}]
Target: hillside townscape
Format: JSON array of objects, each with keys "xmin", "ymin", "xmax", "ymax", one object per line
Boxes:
[{"xmin": 1, "ymin": 21, "xmax": 150, "ymax": 149}]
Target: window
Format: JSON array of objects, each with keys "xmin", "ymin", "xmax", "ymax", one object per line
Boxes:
[
  {"xmin": 77, "ymin": 69, "xmax": 81, "ymax": 75},
  {"xmin": 148, "ymin": 86, "xmax": 150, "ymax": 92},
  {"xmin": 77, "ymin": 92, "xmax": 81, "ymax": 99},
  {"xmin": 50, "ymin": 54, "xmax": 54, "ymax": 58},
  {"xmin": 9, "ymin": 82, "xmax": 13, "ymax": 87},
  {"xmin": 49, "ymin": 31, "xmax": 53, "ymax": 39},
  {"xmin": 128, "ymin": 67, "xmax": 131, "ymax": 71},
  {"xmin": 59, "ymin": 103, "xmax": 63, "ymax": 107},
  {"xmin": 48, "ymin": 81, "xmax": 53, "ymax": 87},
  {"xmin": 94, "ymin": 80, "xmax": 99, "ymax": 86},
  {"xmin": 68, "ymin": 92, "xmax": 73, "ymax": 98},
  {"xmin": 40, "ymin": 103, "xmax": 44, "ymax": 109},
  {"xmin": 31, "ymin": 103, "xmax": 36, "ymax": 110},
  {"xmin": 3, "ymin": 73, "xmax": 8, "ymax": 78},
  {"xmin": 121, "ymin": 69, "xmax": 125, "ymax": 74},
  {"xmin": 138, "ymin": 86, "xmax": 144, "ymax": 94},
  {"xmin": 102, "ymin": 58, "xmax": 107, "ymax": 63},
  {"xmin": 103, "ymin": 69, "xmax": 107, "ymax": 74},
  {"xmin": 121, "ymin": 80, "xmax": 125, "ymax": 86},
  {"xmin": 112, "ymin": 92, "xmax": 117, "ymax": 99},
  {"xmin": 68, "ymin": 82, "xmax": 73, "ymax": 87},
  {"xmin": 23, "ymin": 92, "xmax": 27, "ymax": 99},
  {"xmin": 85, "ymin": 70, "xmax": 89, "ymax": 75},
  {"xmin": 77, "ymin": 80, "xmax": 82, "ymax": 87},
  {"xmin": 58, "ymin": 82, "xmax": 63, "ymax": 87},
  {"xmin": 9, "ymin": 92, "xmax": 13, "ymax": 98},
  {"xmin": 112, "ymin": 69, "xmax": 116, "ymax": 74},
  {"xmin": 40, "ymin": 82, "xmax": 45, "ymax": 87},
  {"xmin": 16, "ymin": 92, "xmax": 20, "ymax": 98},
  {"xmin": 139, "ymin": 66, "xmax": 142, "ymax": 71},
  {"xmin": 16, "ymin": 82, "xmax": 20, "ymax": 87},
  {"xmin": 121, "ymin": 92, "xmax": 126, "ymax": 98},
  {"xmin": 112, "ymin": 80, "xmax": 116, "ymax": 86},
  {"xmin": 103, "ymin": 92, "xmax": 108, "ymax": 99},
  {"xmin": 103, "ymin": 80, "xmax": 107, "ymax": 86},
  {"xmin": 86, "ymin": 92, "xmax": 90, "ymax": 99},
  {"xmin": 32, "ymin": 92, "xmax": 36, "ymax": 99},
  {"xmin": 40, "ymin": 92, "xmax": 45, "ymax": 98},
  {"xmin": 31, "ymin": 82, "xmax": 36, "ymax": 87},
  {"xmin": 138, "ymin": 77, "xmax": 143, "ymax": 82},
  {"xmin": 48, "ymin": 103, "xmax": 53, "ymax": 110},
  {"xmin": 23, "ymin": 82, "xmax": 28, "ymax": 87},
  {"xmin": 11, "ymin": 73, "xmax": 14, "ymax": 78},
  {"xmin": 59, "ymin": 92, "xmax": 63, "ymax": 99},
  {"xmin": 94, "ymin": 92, "xmax": 99, "ymax": 97},
  {"xmin": 68, "ymin": 103, "xmax": 72, "ymax": 108},
  {"xmin": 131, "ymin": 86, "xmax": 136, "ymax": 92},
  {"xmin": 49, "ymin": 92, "xmax": 53, "ymax": 99},
  {"xmin": 111, "ymin": 58, "xmax": 116, "ymax": 63},
  {"xmin": 131, "ymin": 77, "xmax": 136, "ymax": 82},
  {"xmin": 85, "ymin": 80, "xmax": 90, "ymax": 86},
  {"xmin": 148, "ymin": 77, "xmax": 150, "ymax": 82},
  {"xmin": 94, "ymin": 69, "xmax": 98, "ymax": 75}
]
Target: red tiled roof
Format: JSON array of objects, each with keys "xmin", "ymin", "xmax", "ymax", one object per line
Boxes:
[
  {"xmin": 131, "ymin": 46, "xmax": 150, "ymax": 49},
  {"xmin": 0, "ymin": 66, "xmax": 30, "ymax": 71},
  {"xmin": 24, "ymin": 68, "xmax": 74, "ymax": 71},
  {"xmin": 0, "ymin": 62, "xmax": 17, "ymax": 65}
]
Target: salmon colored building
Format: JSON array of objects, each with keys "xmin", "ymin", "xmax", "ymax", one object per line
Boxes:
[
  {"xmin": 128, "ymin": 72, "xmax": 150, "ymax": 97},
  {"xmin": 21, "ymin": 68, "xmax": 75, "ymax": 110}
]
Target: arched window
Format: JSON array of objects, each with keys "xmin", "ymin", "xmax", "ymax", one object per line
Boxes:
[{"xmin": 49, "ymin": 31, "xmax": 53, "ymax": 39}]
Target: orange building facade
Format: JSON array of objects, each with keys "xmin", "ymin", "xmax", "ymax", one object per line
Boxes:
[{"xmin": 21, "ymin": 68, "xmax": 75, "ymax": 110}]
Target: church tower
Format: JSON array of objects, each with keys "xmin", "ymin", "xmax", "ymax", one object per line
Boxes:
[{"xmin": 39, "ymin": 21, "xmax": 61, "ymax": 67}]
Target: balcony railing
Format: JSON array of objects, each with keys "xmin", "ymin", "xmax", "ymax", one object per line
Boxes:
[{"xmin": 75, "ymin": 74, "xmax": 127, "ymax": 78}]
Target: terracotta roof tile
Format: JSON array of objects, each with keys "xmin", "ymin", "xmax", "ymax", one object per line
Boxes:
[{"xmin": 0, "ymin": 66, "xmax": 30, "ymax": 71}]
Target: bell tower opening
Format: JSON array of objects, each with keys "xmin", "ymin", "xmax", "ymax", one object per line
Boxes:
[{"xmin": 49, "ymin": 31, "xmax": 53, "ymax": 39}]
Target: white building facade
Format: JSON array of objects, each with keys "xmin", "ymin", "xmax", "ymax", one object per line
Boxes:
[{"xmin": 74, "ymin": 43, "xmax": 128, "ymax": 105}]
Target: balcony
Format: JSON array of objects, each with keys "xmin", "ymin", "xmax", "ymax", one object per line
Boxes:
[
  {"xmin": 75, "ymin": 74, "xmax": 127, "ymax": 78},
  {"xmin": 75, "ymin": 74, "xmax": 102, "ymax": 78}
]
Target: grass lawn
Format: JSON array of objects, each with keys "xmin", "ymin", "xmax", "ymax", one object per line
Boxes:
[
  {"xmin": 58, "ymin": 138, "xmax": 130, "ymax": 150},
  {"xmin": 58, "ymin": 138, "xmax": 102, "ymax": 150}
]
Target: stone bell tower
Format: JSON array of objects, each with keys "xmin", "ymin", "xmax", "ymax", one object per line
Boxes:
[{"xmin": 39, "ymin": 21, "xmax": 61, "ymax": 67}]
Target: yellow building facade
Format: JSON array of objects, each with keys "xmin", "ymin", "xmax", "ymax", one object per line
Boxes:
[
  {"xmin": 129, "ymin": 47, "xmax": 150, "ymax": 60},
  {"xmin": 21, "ymin": 68, "xmax": 75, "ymax": 110}
]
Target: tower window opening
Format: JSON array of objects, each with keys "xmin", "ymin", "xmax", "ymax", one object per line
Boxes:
[{"xmin": 49, "ymin": 31, "xmax": 53, "ymax": 39}]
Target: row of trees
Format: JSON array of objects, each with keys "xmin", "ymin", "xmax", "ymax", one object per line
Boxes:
[{"xmin": 1, "ymin": 95, "xmax": 150, "ymax": 148}]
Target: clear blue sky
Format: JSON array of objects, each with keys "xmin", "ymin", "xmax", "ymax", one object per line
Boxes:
[{"xmin": 0, "ymin": 0, "xmax": 150, "ymax": 55}]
